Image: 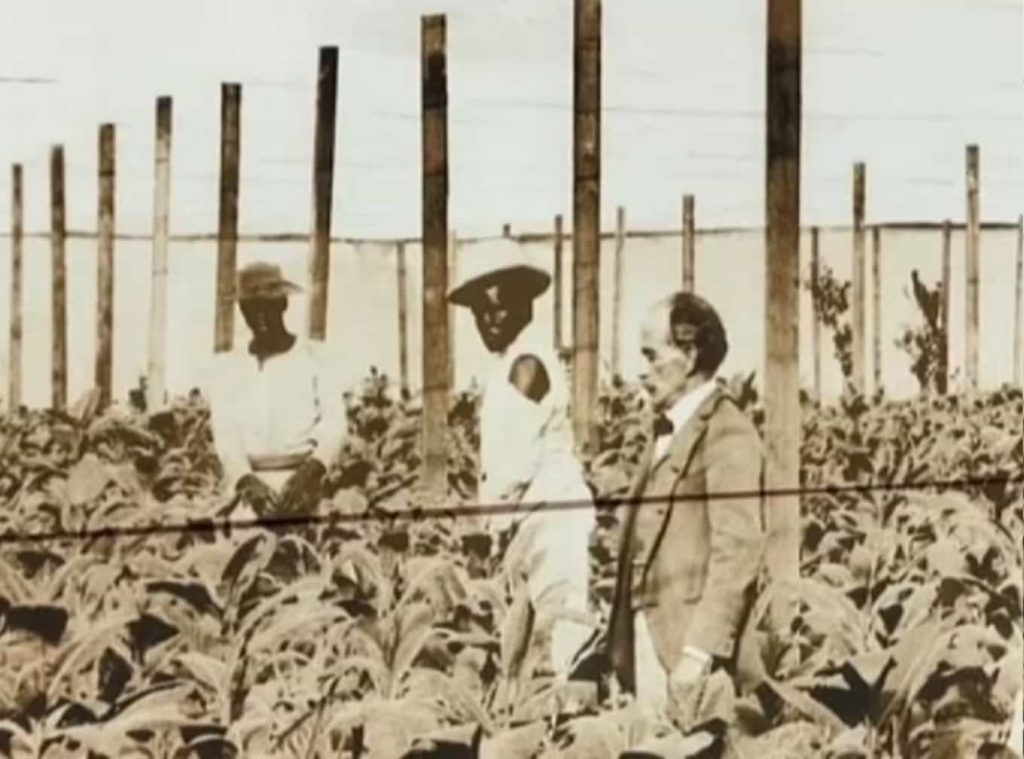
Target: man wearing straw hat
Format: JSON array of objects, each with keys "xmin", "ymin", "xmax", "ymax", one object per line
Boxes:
[
  {"xmin": 448, "ymin": 241, "xmax": 596, "ymax": 680},
  {"xmin": 208, "ymin": 262, "xmax": 346, "ymax": 517}
]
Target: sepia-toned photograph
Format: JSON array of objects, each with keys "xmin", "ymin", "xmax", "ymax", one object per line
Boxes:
[{"xmin": 0, "ymin": 1, "xmax": 1021, "ymax": 757}]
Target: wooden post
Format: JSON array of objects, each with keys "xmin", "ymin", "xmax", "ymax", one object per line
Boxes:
[
  {"xmin": 553, "ymin": 214, "xmax": 564, "ymax": 352},
  {"xmin": 939, "ymin": 219, "xmax": 951, "ymax": 395},
  {"xmin": 147, "ymin": 97, "xmax": 172, "ymax": 412},
  {"xmin": 396, "ymin": 241, "xmax": 410, "ymax": 396},
  {"xmin": 871, "ymin": 224, "xmax": 882, "ymax": 395},
  {"xmin": 572, "ymin": 0, "xmax": 601, "ymax": 456},
  {"xmin": 1013, "ymin": 214, "xmax": 1023, "ymax": 386},
  {"xmin": 421, "ymin": 14, "xmax": 450, "ymax": 498},
  {"xmin": 308, "ymin": 46, "xmax": 339, "ymax": 341},
  {"xmin": 448, "ymin": 230, "xmax": 457, "ymax": 389},
  {"xmin": 764, "ymin": 0, "xmax": 802, "ymax": 585},
  {"xmin": 50, "ymin": 146, "xmax": 67, "ymax": 410},
  {"xmin": 214, "ymin": 83, "xmax": 241, "ymax": 354},
  {"xmin": 96, "ymin": 124, "xmax": 116, "ymax": 409},
  {"xmin": 611, "ymin": 206, "xmax": 625, "ymax": 377},
  {"xmin": 810, "ymin": 226, "xmax": 821, "ymax": 402},
  {"xmin": 682, "ymin": 193, "xmax": 695, "ymax": 292},
  {"xmin": 8, "ymin": 165, "xmax": 23, "ymax": 409},
  {"xmin": 851, "ymin": 162, "xmax": 866, "ymax": 395},
  {"xmin": 965, "ymin": 145, "xmax": 980, "ymax": 391}
]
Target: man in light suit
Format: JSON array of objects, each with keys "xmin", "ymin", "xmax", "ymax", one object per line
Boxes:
[{"xmin": 607, "ymin": 291, "xmax": 766, "ymax": 719}]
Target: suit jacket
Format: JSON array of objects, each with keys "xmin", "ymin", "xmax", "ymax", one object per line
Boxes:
[{"xmin": 608, "ymin": 383, "xmax": 766, "ymax": 692}]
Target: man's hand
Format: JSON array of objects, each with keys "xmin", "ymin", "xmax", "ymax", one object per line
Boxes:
[
  {"xmin": 278, "ymin": 458, "xmax": 327, "ymax": 516},
  {"xmin": 235, "ymin": 473, "xmax": 279, "ymax": 517}
]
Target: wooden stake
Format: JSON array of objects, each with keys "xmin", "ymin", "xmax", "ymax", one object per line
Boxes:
[
  {"xmin": 50, "ymin": 145, "xmax": 67, "ymax": 410},
  {"xmin": 572, "ymin": 0, "xmax": 601, "ymax": 456},
  {"xmin": 1014, "ymin": 214, "xmax": 1023, "ymax": 386},
  {"xmin": 308, "ymin": 46, "xmax": 339, "ymax": 341},
  {"xmin": 8, "ymin": 165, "xmax": 23, "ymax": 409},
  {"xmin": 682, "ymin": 193, "xmax": 695, "ymax": 292},
  {"xmin": 965, "ymin": 145, "xmax": 980, "ymax": 390},
  {"xmin": 147, "ymin": 97, "xmax": 172, "ymax": 411},
  {"xmin": 939, "ymin": 219, "xmax": 951, "ymax": 395},
  {"xmin": 553, "ymin": 214, "xmax": 564, "ymax": 352},
  {"xmin": 810, "ymin": 226, "xmax": 821, "ymax": 402},
  {"xmin": 421, "ymin": 14, "xmax": 450, "ymax": 498},
  {"xmin": 214, "ymin": 83, "xmax": 241, "ymax": 354},
  {"xmin": 396, "ymin": 242, "xmax": 410, "ymax": 397},
  {"xmin": 611, "ymin": 206, "xmax": 625, "ymax": 377},
  {"xmin": 448, "ymin": 230, "xmax": 457, "ymax": 389},
  {"xmin": 871, "ymin": 224, "xmax": 882, "ymax": 394},
  {"xmin": 764, "ymin": 0, "xmax": 802, "ymax": 585},
  {"xmin": 851, "ymin": 162, "xmax": 866, "ymax": 395},
  {"xmin": 96, "ymin": 124, "xmax": 116, "ymax": 409}
]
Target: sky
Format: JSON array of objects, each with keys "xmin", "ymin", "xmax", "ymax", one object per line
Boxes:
[{"xmin": 0, "ymin": 0, "xmax": 1020, "ymax": 239}]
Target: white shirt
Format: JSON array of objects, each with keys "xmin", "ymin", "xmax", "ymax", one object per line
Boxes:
[
  {"xmin": 476, "ymin": 323, "xmax": 595, "ymax": 675},
  {"xmin": 653, "ymin": 379, "xmax": 718, "ymax": 463},
  {"xmin": 207, "ymin": 338, "xmax": 347, "ymax": 490}
]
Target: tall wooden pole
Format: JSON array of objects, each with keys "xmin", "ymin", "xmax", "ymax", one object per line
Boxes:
[
  {"xmin": 572, "ymin": 0, "xmax": 601, "ymax": 456},
  {"xmin": 553, "ymin": 213, "xmax": 564, "ymax": 352},
  {"xmin": 810, "ymin": 226, "xmax": 821, "ymax": 402},
  {"xmin": 396, "ymin": 242, "xmax": 410, "ymax": 397},
  {"xmin": 871, "ymin": 224, "xmax": 882, "ymax": 395},
  {"xmin": 764, "ymin": 0, "xmax": 802, "ymax": 584},
  {"xmin": 964, "ymin": 145, "xmax": 980, "ymax": 391},
  {"xmin": 8, "ymin": 165, "xmax": 23, "ymax": 409},
  {"xmin": 147, "ymin": 97, "xmax": 172, "ymax": 412},
  {"xmin": 682, "ymin": 193, "xmax": 695, "ymax": 292},
  {"xmin": 308, "ymin": 46, "xmax": 339, "ymax": 341},
  {"xmin": 939, "ymin": 219, "xmax": 951, "ymax": 395},
  {"xmin": 50, "ymin": 146, "xmax": 67, "ymax": 410},
  {"xmin": 421, "ymin": 14, "xmax": 450, "ymax": 498},
  {"xmin": 851, "ymin": 162, "xmax": 866, "ymax": 395},
  {"xmin": 611, "ymin": 206, "xmax": 625, "ymax": 377},
  {"xmin": 1013, "ymin": 214, "xmax": 1023, "ymax": 386},
  {"xmin": 214, "ymin": 83, "xmax": 241, "ymax": 354},
  {"xmin": 96, "ymin": 124, "xmax": 116, "ymax": 409},
  {"xmin": 448, "ymin": 230, "xmax": 457, "ymax": 389}
]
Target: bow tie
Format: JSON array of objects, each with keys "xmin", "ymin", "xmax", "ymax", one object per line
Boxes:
[{"xmin": 653, "ymin": 413, "xmax": 674, "ymax": 438}]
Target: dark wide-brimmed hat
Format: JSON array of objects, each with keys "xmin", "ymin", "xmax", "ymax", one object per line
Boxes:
[
  {"xmin": 236, "ymin": 262, "xmax": 302, "ymax": 301},
  {"xmin": 447, "ymin": 241, "xmax": 551, "ymax": 307}
]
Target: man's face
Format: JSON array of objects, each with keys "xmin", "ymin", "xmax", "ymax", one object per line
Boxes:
[
  {"xmin": 469, "ymin": 283, "xmax": 530, "ymax": 353},
  {"xmin": 638, "ymin": 307, "xmax": 699, "ymax": 411},
  {"xmin": 239, "ymin": 297, "xmax": 287, "ymax": 338}
]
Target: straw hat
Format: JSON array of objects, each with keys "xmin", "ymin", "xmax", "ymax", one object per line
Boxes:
[
  {"xmin": 447, "ymin": 239, "xmax": 551, "ymax": 307},
  {"xmin": 236, "ymin": 262, "xmax": 302, "ymax": 301}
]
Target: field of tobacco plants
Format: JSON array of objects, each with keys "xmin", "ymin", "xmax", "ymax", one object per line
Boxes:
[{"xmin": 0, "ymin": 370, "xmax": 1020, "ymax": 758}]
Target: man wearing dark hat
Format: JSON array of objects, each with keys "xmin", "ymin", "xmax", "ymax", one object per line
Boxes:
[
  {"xmin": 448, "ymin": 243, "xmax": 596, "ymax": 680},
  {"xmin": 607, "ymin": 292, "xmax": 766, "ymax": 723},
  {"xmin": 208, "ymin": 262, "xmax": 345, "ymax": 516}
]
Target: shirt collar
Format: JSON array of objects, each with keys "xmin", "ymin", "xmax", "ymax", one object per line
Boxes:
[{"xmin": 663, "ymin": 378, "xmax": 718, "ymax": 436}]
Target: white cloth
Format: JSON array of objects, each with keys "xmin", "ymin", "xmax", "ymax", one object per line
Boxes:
[
  {"xmin": 634, "ymin": 609, "xmax": 669, "ymax": 718},
  {"xmin": 653, "ymin": 379, "xmax": 717, "ymax": 464},
  {"xmin": 477, "ymin": 324, "xmax": 595, "ymax": 675},
  {"xmin": 207, "ymin": 338, "xmax": 347, "ymax": 491}
]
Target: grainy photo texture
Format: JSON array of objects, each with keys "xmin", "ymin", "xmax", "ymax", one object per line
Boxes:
[{"xmin": 0, "ymin": 1, "xmax": 1021, "ymax": 758}]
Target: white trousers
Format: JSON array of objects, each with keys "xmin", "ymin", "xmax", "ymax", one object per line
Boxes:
[{"xmin": 634, "ymin": 610, "xmax": 669, "ymax": 717}]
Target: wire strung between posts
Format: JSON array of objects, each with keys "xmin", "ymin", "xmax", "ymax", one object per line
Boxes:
[{"xmin": 0, "ymin": 473, "xmax": 1019, "ymax": 547}]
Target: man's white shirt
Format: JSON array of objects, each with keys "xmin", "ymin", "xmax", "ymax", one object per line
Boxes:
[{"xmin": 653, "ymin": 379, "xmax": 718, "ymax": 463}]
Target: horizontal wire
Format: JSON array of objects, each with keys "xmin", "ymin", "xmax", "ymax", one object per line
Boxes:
[{"xmin": 0, "ymin": 473, "xmax": 1019, "ymax": 547}]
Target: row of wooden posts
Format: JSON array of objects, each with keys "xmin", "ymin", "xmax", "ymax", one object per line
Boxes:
[{"xmin": 6, "ymin": 0, "xmax": 1022, "ymax": 583}]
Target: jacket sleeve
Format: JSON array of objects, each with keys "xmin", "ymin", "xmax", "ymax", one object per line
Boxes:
[{"xmin": 683, "ymin": 408, "xmax": 766, "ymax": 658}]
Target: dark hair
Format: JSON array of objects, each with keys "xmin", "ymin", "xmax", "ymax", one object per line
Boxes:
[{"xmin": 668, "ymin": 292, "xmax": 728, "ymax": 375}]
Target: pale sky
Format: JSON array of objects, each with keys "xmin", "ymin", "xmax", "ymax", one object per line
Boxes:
[{"xmin": 0, "ymin": 0, "xmax": 1021, "ymax": 238}]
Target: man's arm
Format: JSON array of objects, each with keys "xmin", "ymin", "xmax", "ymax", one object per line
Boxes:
[
  {"xmin": 508, "ymin": 354, "xmax": 550, "ymax": 403},
  {"xmin": 206, "ymin": 355, "xmax": 252, "ymax": 489},
  {"xmin": 682, "ymin": 410, "xmax": 766, "ymax": 659}
]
